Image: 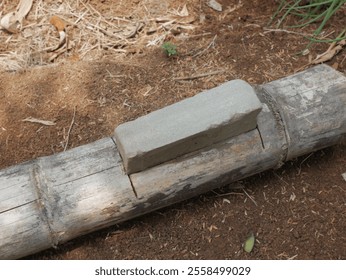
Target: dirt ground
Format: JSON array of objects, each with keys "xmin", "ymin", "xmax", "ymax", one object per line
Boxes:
[{"xmin": 0, "ymin": 0, "xmax": 345, "ymax": 260}]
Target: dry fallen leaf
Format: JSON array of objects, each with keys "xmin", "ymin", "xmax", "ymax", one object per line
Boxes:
[
  {"xmin": 0, "ymin": 0, "xmax": 33, "ymax": 33},
  {"xmin": 312, "ymin": 39, "xmax": 346, "ymax": 65},
  {"xmin": 49, "ymin": 15, "xmax": 67, "ymax": 52},
  {"xmin": 244, "ymin": 232, "xmax": 255, "ymax": 253},
  {"xmin": 172, "ymin": 4, "xmax": 189, "ymax": 17},
  {"xmin": 296, "ymin": 39, "xmax": 346, "ymax": 72}
]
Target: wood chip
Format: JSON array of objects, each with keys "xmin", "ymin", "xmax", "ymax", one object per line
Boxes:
[
  {"xmin": 207, "ymin": 0, "xmax": 223, "ymax": 12},
  {"xmin": 342, "ymin": 172, "xmax": 346, "ymax": 182},
  {"xmin": 223, "ymin": 198, "xmax": 231, "ymax": 204},
  {"xmin": 22, "ymin": 117, "xmax": 56, "ymax": 126},
  {"xmin": 208, "ymin": 225, "xmax": 218, "ymax": 232}
]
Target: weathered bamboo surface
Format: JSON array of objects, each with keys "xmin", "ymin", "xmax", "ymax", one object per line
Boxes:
[
  {"xmin": 261, "ymin": 64, "xmax": 346, "ymax": 160},
  {"xmin": 0, "ymin": 65, "xmax": 345, "ymax": 259},
  {"xmin": 0, "ymin": 138, "xmax": 137, "ymax": 259}
]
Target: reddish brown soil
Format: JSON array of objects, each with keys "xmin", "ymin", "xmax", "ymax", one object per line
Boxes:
[{"xmin": 0, "ymin": 0, "xmax": 345, "ymax": 259}]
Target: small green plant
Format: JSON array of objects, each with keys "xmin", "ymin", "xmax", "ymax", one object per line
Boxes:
[
  {"xmin": 270, "ymin": 0, "xmax": 346, "ymax": 44},
  {"xmin": 162, "ymin": 42, "xmax": 178, "ymax": 57}
]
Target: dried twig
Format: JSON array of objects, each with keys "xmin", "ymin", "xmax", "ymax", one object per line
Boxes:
[
  {"xmin": 264, "ymin": 28, "xmax": 337, "ymax": 43},
  {"xmin": 64, "ymin": 106, "xmax": 76, "ymax": 151},
  {"xmin": 87, "ymin": 22, "xmax": 124, "ymax": 40},
  {"xmin": 263, "ymin": 28, "xmax": 312, "ymax": 38},
  {"xmin": 297, "ymin": 152, "xmax": 313, "ymax": 175},
  {"xmin": 243, "ymin": 189, "xmax": 258, "ymax": 206},
  {"xmin": 213, "ymin": 191, "xmax": 244, "ymax": 197},
  {"xmin": 272, "ymin": 171, "xmax": 289, "ymax": 185},
  {"xmin": 193, "ymin": 35, "xmax": 217, "ymax": 57},
  {"xmin": 22, "ymin": 117, "xmax": 55, "ymax": 126},
  {"xmin": 173, "ymin": 70, "xmax": 224, "ymax": 81},
  {"xmin": 123, "ymin": 22, "xmax": 144, "ymax": 39}
]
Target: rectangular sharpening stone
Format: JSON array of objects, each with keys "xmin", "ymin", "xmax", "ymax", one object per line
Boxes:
[{"xmin": 114, "ymin": 79, "xmax": 262, "ymax": 174}]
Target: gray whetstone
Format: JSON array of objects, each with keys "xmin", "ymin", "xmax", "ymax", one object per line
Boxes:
[{"xmin": 114, "ymin": 79, "xmax": 262, "ymax": 174}]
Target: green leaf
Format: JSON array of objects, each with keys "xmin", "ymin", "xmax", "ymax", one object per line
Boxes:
[{"xmin": 244, "ymin": 232, "xmax": 255, "ymax": 253}]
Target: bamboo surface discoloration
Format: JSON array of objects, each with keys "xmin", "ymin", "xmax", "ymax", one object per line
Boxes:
[
  {"xmin": 261, "ymin": 64, "xmax": 346, "ymax": 160},
  {"xmin": 34, "ymin": 138, "xmax": 136, "ymax": 243},
  {"xmin": 0, "ymin": 162, "xmax": 37, "ymax": 214},
  {"xmin": 131, "ymin": 102, "xmax": 285, "ymax": 214},
  {"xmin": 0, "ymin": 65, "xmax": 345, "ymax": 259},
  {"xmin": 0, "ymin": 162, "xmax": 53, "ymax": 259},
  {"xmin": 0, "ymin": 138, "xmax": 136, "ymax": 259}
]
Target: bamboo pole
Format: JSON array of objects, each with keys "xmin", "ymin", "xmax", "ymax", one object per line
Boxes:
[{"xmin": 0, "ymin": 65, "xmax": 345, "ymax": 259}]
